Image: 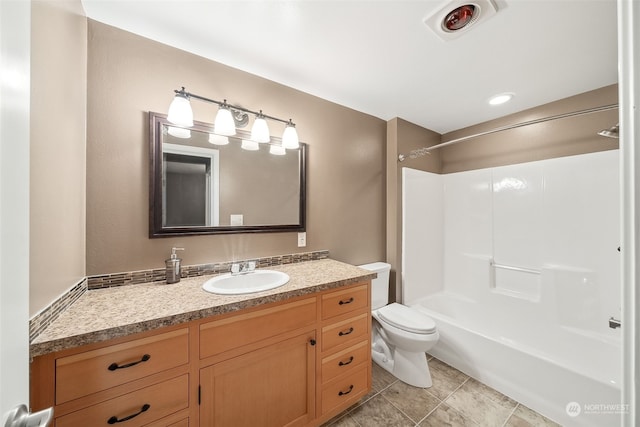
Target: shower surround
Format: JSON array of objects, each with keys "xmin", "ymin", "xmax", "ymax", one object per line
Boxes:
[{"xmin": 402, "ymin": 150, "xmax": 621, "ymax": 427}]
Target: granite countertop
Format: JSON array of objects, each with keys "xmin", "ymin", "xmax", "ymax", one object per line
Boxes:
[{"xmin": 30, "ymin": 258, "xmax": 375, "ymax": 358}]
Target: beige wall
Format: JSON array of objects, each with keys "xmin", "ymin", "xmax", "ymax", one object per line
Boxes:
[
  {"xmin": 386, "ymin": 118, "xmax": 440, "ymax": 302},
  {"xmin": 30, "ymin": 0, "xmax": 87, "ymax": 316},
  {"xmin": 86, "ymin": 21, "xmax": 386, "ymax": 275},
  {"xmin": 384, "ymin": 86, "xmax": 618, "ymax": 303},
  {"xmin": 30, "ymin": 10, "xmax": 617, "ymax": 314},
  {"xmin": 441, "ymin": 85, "xmax": 619, "ymax": 173}
]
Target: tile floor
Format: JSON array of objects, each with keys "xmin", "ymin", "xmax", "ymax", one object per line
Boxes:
[{"xmin": 323, "ymin": 355, "xmax": 562, "ymax": 427}]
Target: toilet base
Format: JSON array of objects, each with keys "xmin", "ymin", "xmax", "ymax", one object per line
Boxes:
[
  {"xmin": 392, "ymin": 348, "xmax": 432, "ymax": 388},
  {"xmin": 372, "ymin": 338, "xmax": 433, "ymax": 388}
]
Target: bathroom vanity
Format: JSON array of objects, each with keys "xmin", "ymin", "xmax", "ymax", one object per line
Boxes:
[{"xmin": 29, "ymin": 259, "xmax": 373, "ymax": 427}]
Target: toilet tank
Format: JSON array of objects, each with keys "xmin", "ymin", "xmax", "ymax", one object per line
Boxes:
[{"xmin": 358, "ymin": 262, "xmax": 391, "ymax": 310}]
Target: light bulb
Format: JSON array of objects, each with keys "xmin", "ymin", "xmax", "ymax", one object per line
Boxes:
[
  {"xmin": 167, "ymin": 92, "xmax": 193, "ymax": 127},
  {"xmin": 208, "ymin": 134, "xmax": 229, "ymax": 145},
  {"xmin": 214, "ymin": 103, "xmax": 236, "ymax": 136},
  {"xmin": 269, "ymin": 144, "xmax": 286, "ymax": 155},
  {"xmin": 241, "ymin": 140, "xmax": 259, "ymax": 151},
  {"xmin": 167, "ymin": 126, "xmax": 191, "ymax": 139},
  {"xmin": 282, "ymin": 120, "xmax": 299, "ymax": 149},
  {"xmin": 251, "ymin": 113, "xmax": 271, "ymax": 143}
]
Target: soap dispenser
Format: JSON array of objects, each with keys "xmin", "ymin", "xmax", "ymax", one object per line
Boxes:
[{"xmin": 165, "ymin": 247, "xmax": 184, "ymax": 284}]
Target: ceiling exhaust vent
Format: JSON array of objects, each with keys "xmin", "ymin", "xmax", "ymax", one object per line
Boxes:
[{"xmin": 423, "ymin": 0, "xmax": 498, "ymax": 41}]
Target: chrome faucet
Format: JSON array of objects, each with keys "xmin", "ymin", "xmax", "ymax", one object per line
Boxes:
[{"xmin": 231, "ymin": 261, "xmax": 256, "ymax": 275}]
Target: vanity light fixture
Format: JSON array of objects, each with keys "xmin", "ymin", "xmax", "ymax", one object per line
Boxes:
[
  {"xmin": 282, "ymin": 120, "xmax": 300, "ymax": 149},
  {"xmin": 167, "ymin": 126, "xmax": 191, "ymax": 139},
  {"xmin": 241, "ymin": 139, "xmax": 260, "ymax": 151},
  {"xmin": 167, "ymin": 90, "xmax": 194, "ymax": 127},
  {"xmin": 214, "ymin": 101, "xmax": 236, "ymax": 136},
  {"xmin": 167, "ymin": 86, "xmax": 299, "ymax": 148},
  {"xmin": 251, "ymin": 111, "xmax": 271, "ymax": 143},
  {"xmin": 208, "ymin": 134, "xmax": 229, "ymax": 145},
  {"xmin": 269, "ymin": 144, "xmax": 286, "ymax": 155}
]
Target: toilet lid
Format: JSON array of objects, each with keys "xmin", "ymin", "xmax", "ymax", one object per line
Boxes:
[{"xmin": 377, "ymin": 303, "xmax": 437, "ymax": 334}]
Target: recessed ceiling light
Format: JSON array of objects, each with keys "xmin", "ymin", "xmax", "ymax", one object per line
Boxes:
[{"xmin": 488, "ymin": 93, "xmax": 514, "ymax": 106}]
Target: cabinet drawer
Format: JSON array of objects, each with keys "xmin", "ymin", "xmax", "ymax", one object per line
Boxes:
[
  {"xmin": 146, "ymin": 416, "xmax": 189, "ymax": 427},
  {"xmin": 321, "ymin": 364, "xmax": 369, "ymax": 414},
  {"xmin": 321, "ymin": 313, "xmax": 368, "ymax": 352},
  {"xmin": 321, "ymin": 340, "xmax": 369, "ymax": 384},
  {"xmin": 55, "ymin": 374, "xmax": 189, "ymax": 427},
  {"xmin": 200, "ymin": 297, "xmax": 316, "ymax": 358},
  {"xmin": 321, "ymin": 285, "xmax": 368, "ymax": 320},
  {"xmin": 56, "ymin": 329, "xmax": 189, "ymax": 404}
]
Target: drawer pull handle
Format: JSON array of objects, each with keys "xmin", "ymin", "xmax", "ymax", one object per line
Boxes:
[
  {"xmin": 107, "ymin": 403, "xmax": 150, "ymax": 424},
  {"xmin": 339, "ymin": 356, "xmax": 354, "ymax": 366},
  {"xmin": 338, "ymin": 327, "xmax": 354, "ymax": 336},
  {"xmin": 309, "ymin": 339, "xmax": 317, "ymax": 346},
  {"xmin": 108, "ymin": 354, "xmax": 151, "ymax": 371},
  {"xmin": 338, "ymin": 385, "xmax": 354, "ymax": 396},
  {"xmin": 339, "ymin": 297, "xmax": 354, "ymax": 305}
]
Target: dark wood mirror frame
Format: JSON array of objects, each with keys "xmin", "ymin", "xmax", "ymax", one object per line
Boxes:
[{"xmin": 149, "ymin": 112, "xmax": 307, "ymax": 237}]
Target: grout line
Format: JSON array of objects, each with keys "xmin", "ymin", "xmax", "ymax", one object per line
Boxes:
[
  {"xmin": 415, "ymin": 399, "xmax": 445, "ymax": 426},
  {"xmin": 444, "ymin": 375, "xmax": 470, "ymax": 401},
  {"xmin": 378, "ymin": 392, "xmax": 422, "ymax": 425},
  {"xmin": 501, "ymin": 403, "xmax": 520, "ymax": 427}
]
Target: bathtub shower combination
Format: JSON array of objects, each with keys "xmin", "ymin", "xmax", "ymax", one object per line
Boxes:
[{"xmin": 402, "ymin": 150, "xmax": 621, "ymax": 427}]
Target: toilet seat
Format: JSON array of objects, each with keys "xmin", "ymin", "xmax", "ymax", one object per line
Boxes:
[{"xmin": 377, "ymin": 303, "xmax": 436, "ymax": 334}]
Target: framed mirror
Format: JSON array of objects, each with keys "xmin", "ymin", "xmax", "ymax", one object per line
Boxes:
[{"xmin": 149, "ymin": 112, "xmax": 306, "ymax": 237}]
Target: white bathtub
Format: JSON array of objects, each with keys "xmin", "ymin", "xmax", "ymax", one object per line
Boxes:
[{"xmin": 412, "ymin": 291, "xmax": 622, "ymax": 427}]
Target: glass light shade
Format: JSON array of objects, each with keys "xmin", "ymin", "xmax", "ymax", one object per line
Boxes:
[
  {"xmin": 167, "ymin": 126, "xmax": 191, "ymax": 139},
  {"xmin": 208, "ymin": 134, "xmax": 229, "ymax": 145},
  {"xmin": 241, "ymin": 139, "xmax": 260, "ymax": 151},
  {"xmin": 282, "ymin": 123, "xmax": 299, "ymax": 149},
  {"xmin": 251, "ymin": 116, "xmax": 271, "ymax": 143},
  {"xmin": 269, "ymin": 144, "xmax": 286, "ymax": 155},
  {"xmin": 167, "ymin": 95, "xmax": 193, "ymax": 127},
  {"xmin": 214, "ymin": 106, "xmax": 236, "ymax": 136}
]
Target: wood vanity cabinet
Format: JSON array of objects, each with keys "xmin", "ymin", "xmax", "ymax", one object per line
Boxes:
[
  {"xmin": 31, "ymin": 326, "xmax": 193, "ymax": 427},
  {"xmin": 30, "ymin": 281, "xmax": 371, "ymax": 427},
  {"xmin": 198, "ymin": 297, "xmax": 317, "ymax": 427},
  {"xmin": 317, "ymin": 284, "xmax": 371, "ymax": 423}
]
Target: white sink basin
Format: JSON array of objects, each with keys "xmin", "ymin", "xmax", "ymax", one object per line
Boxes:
[{"xmin": 202, "ymin": 270, "xmax": 290, "ymax": 295}]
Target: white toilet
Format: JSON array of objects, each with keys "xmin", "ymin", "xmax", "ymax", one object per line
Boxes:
[{"xmin": 359, "ymin": 262, "xmax": 439, "ymax": 388}]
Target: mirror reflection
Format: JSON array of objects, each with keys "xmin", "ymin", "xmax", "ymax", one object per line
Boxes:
[{"xmin": 149, "ymin": 113, "xmax": 306, "ymax": 237}]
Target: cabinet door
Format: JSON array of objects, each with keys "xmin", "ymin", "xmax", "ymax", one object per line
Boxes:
[{"xmin": 200, "ymin": 332, "xmax": 315, "ymax": 427}]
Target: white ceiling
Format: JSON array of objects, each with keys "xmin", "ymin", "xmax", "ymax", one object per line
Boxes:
[{"xmin": 81, "ymin": 0, "xmax": 618, "ymax": 134}]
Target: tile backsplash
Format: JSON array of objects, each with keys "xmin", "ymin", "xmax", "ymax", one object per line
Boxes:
[
  {"xmin": 87, "ymin": 250, "xmax": 329, "ymax": 289},
  {"xmin": 30, "ymin": 250, "xmax": 330, "ymax": 342},
  {"xmin": 29, "ymin": 278, "xmax": 87, "ymax": 343}
]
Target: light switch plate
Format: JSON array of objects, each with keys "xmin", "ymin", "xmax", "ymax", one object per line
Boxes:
[{"xmin": 298, "ymin": 232, "xmax": 306, "ymax": 247}]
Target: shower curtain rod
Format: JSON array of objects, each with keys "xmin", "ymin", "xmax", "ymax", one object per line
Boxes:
[{"xmin": 397, "ymin": 103, "xmax": 619, "ymax": 162}]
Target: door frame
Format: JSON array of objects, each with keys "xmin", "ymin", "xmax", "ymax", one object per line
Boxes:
[{"xmin": 0, "ymin": 0, "xmax": 31, "ymax": 421}]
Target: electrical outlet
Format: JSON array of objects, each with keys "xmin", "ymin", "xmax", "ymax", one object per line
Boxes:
[
  {"xmin": 230, "ymin": 214, "xmax": 243, "ymax": 226},
  {"xmin": 297, "ymin": 232, "xmax": 306, "ymax": 247}
]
